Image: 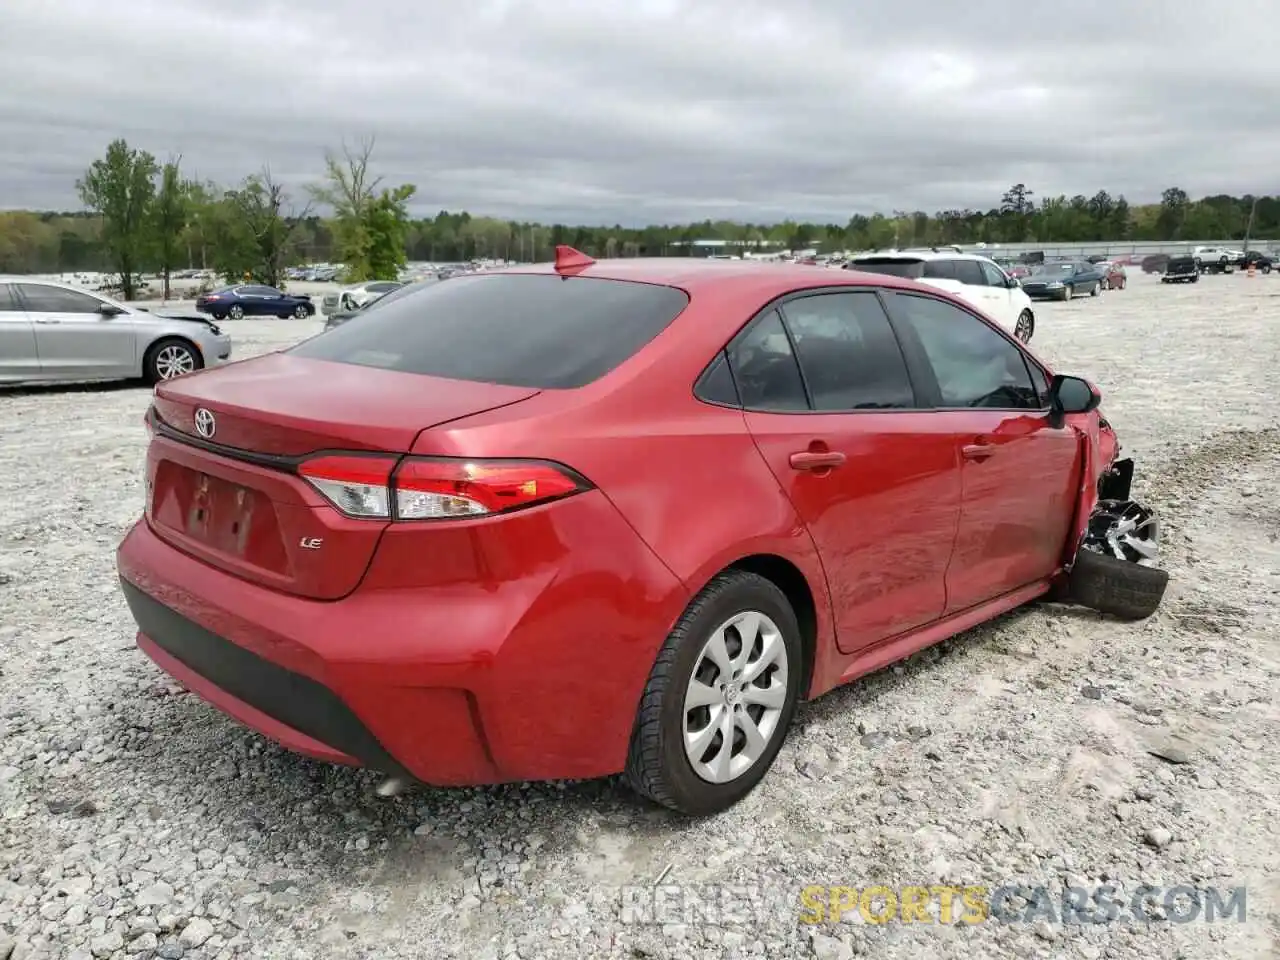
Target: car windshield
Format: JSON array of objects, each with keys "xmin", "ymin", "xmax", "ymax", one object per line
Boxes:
[
  {"xmin": 848, "ymin": 258, "xmax": 925, "ymax": 279},
  {"xmin": 1030, "ymin": 263, "xmax": 1075, "ymax": 276}
]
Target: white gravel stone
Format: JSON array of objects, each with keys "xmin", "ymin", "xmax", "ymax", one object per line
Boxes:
[
  {"xmin": 178, "ymin": 917, "xmax": 214, "ymax": 949},
  {"xmin": 4, "ymin": 278, "xmax": 1280, "ymax": 960}
]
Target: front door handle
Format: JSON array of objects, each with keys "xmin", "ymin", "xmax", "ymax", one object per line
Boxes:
[
  {"xmin": 33, "ymin": 318, "xmax": 59, "ymax": 324},
  {"xmin": 962, "ymin": 442, "xmax": 995, "ymax": 462},
  {"xmin": 789, "ymin": 451, "xmax": 847, "ymax": 471}
]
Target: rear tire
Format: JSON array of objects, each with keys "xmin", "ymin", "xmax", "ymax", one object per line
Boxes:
[
  {"xmin": 1090, "ymin": 282, "xmax": 1101, "ymax": 297},
  {"xmin": 624, "ymin": 570, "xmax": 803, "ymax": 816},
  {"xmin": 1068, "ymin": 549, "xmax": 1169, "ymax": 621},
  {"xmin": 1014, "ymin": 310, "xmax": 1034, "ymax": 342},
  {"xmin": 228, "ymin": 304, "xmax": 245, "ymax": 320},
  {"xmin": 144, "ymin": 338, "xmax": 202, "ymax": 385}
]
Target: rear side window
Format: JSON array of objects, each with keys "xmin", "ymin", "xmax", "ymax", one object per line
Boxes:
[
  {"xmin": 921, "ymin": 260, "xmax": 957, "ymax": 281},
  {"xmin": 694, "ymin": 351, "xmax": 740, "ymax": 406},
  {"xmin": 726, "ymin": 310, "xmax": 808, "ymax": 411},
  {"xmin": 849, "ymin": 258, "xmax": 924, "ymax": 279},
  {"xmin": 291, "ymin": 274, "xmax": 690, "ymax": 389},
  {"xmin": 0, "ymin": 284, "xmax": 19, "ymax": 311},
  {"xmin": 780, "ymin": 292, "xmax": 915, "ymax": 410}
]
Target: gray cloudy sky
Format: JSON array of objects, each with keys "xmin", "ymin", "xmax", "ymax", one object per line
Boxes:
[{"xmin": 2, "ymin": 0, "xmax": 1277, "ymax": 224}]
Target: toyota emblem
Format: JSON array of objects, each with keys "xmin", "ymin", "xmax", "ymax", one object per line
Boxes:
[{"xmin": 194, "ymin": 408, "xmax": 216, "ymax": 439}]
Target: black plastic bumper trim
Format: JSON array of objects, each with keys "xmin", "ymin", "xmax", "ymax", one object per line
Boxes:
[{"xmin": 120, "ymin": 577, "xmax": 409, "ymax": 778}]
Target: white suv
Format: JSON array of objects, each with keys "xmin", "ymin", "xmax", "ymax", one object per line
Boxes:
[{"xmin": 846, "ymin": 250, "xmax": 1037, "ymax": 342}]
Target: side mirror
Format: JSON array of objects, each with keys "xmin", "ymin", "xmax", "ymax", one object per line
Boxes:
[
  {"xmin": 97, "ymin": 303, "xmax": 125, "ymax": 317},
  {"xmin": 1006, "ymin": 275, "xmax": 1020, "ymax": 288},
  {"xmin": 1047, "ymin": 374, "xmax": 1100, "ymax": 426}
]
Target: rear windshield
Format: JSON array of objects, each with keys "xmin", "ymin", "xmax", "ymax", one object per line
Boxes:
[
  {"xmin": 848, "ymin": 258, "xmax": 925, "ymax": 279},
  {"xmin": 291, "ymin": 273, "xmax": 690, "ymax": 389}
]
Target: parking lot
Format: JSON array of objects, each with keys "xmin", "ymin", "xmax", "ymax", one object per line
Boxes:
[{"xmin": 2, "ymin": 271, "xmax": 1278, "ymax": 960}]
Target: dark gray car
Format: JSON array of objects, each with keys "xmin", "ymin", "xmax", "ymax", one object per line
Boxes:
[{"xmin": 0, "ymin": 278, "xmax": 232, "ymax": 385}]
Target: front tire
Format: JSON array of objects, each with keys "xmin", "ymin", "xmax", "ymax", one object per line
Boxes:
[
  {"xmin": 1014, "ymin": 310, "xmax": 1034, "ymax": 343},
  {"xmin": 144, "ymin": 338, "xmax": 202, "ymax": 384},
  {"xmin": 293, "ymin": 303, "xmax": 310, "ymax": 319},
  {"xmin": 227, "ymin": 304, "xmax": 245, "ymax": 320},
  {"xmin": 624, "ymin": 570, "xmax": 803, "ymax": 816},
  {"xmin": 1062, "ymin": 285, "xmax": 1073, "ymax": 301}
]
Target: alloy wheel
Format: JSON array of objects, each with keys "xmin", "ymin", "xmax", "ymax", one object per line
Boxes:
[
  {"xmin": 154, "ymin": 344, "xmax": 195, "ymax": 380},
  {"xmin": 683, "ymin": 610, "xmax": 789, "ymax": 784},
  {"xmin": 1014, "ymin": 311, "xmax": 1034, "ymax": 342}
]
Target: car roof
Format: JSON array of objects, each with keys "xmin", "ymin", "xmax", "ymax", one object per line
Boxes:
[
  {"xmin": 848, "ymin": 250, "xmax": 1002, "ymax": 264},
  {"xmin": 491, "ymin": 257, "xmax": 930, "ymax": 299}
]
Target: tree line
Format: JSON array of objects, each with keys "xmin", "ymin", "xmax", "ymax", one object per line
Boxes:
[{"xmin": 1, "ymin": 140, "xmax": 1277, "ymax": 290}]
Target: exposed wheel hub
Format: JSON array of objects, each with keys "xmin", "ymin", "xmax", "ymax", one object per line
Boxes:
[{"xmin": 1083, "ymin": 499, "xmax": 1160, "ymax": 566}]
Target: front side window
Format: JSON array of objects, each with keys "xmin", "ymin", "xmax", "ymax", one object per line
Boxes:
[
  {"xmin": 978, "ymin": 261, "xmax": 1008, "ymax": 287},
  {"xmin": 726, "ymin": 309, "xmax": 808, "ymax": 411},
  {"xmin": 0, "ymin": 284, "xmax": 20, "ymax": 312},
  {"xmin": 891, "ymin": 294, "xmax": 1039, "ymax": 409},
  {"xmin": 951, "ymin": 260, "xmax": 986, "ymax": 286},
  {"xmin": 16, "ymin": 284, "xmax": 105, "ymax": 314},
  {"xmin": 780, "ymin": 292, "xmax": 915, "ymax": 410}
]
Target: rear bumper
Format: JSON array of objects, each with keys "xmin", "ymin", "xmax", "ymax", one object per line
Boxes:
[{"xmin": 115, "ymin": 494, "xmax": 688, "ymax": 786}]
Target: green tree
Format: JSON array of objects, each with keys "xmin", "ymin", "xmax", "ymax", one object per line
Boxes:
[
  {"xmin": 208, "ymin": 170, "xmax": 309, "ymax": 286},
  {"xmin": 76, "ymin": 139, "xmax": 158, "ymax": 300},
  {"xmin": 152, "ymin": 157, "xmax": 191, "ymax": 300},
  {"xmin": 311, "ymin": 138, "xmax": 417, "ymax": 281}
]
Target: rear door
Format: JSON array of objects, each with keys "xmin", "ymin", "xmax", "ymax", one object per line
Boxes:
[
  {"xmin": 238, "ymin": 285, "xmax": 282, "ymax": 315},
  {"xmin": 0, "ymin": 283, "xmax": 40, "ymax": 381},
  {"xmin": 975, "ymin": 260, "xmax": 1019, "ymax": 332},
  {"xmin": 884, "ymin": 291, "xmax": 1080, "ymax": 613},
  {"xmin": 733, "ymin": 291, "xmax": 961, "ymax": 654},
  {"xmin": 15, "ymin": 283, "xmax": 138, "ymax": 378}
]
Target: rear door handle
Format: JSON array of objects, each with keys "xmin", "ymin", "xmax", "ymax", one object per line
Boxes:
[
  {"xmin": 33, "ymin": 318, "xmax": 59, "ymax": 324},
  {"xmin": 789, "ymin": 451, "xmax": 847, "ymax": 471},
  {"xmin": 962, "ymin": 442, "xmax": 995, "ymax": 462}
]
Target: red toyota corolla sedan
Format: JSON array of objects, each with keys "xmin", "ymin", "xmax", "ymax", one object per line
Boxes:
[{"xmin": 117, "ymin": 249, "xmax": 1166, "ymax": 816}]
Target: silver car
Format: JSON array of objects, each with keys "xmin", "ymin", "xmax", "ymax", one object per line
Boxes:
[{"xmin": 0, "ymin": 278, "xmax": 232, "ymax": 385}]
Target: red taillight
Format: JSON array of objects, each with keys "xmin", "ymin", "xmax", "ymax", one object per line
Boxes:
[
  {"xmin": 298, "ymin": 455, "xmax": 396, "ymax": 518},
  {"xmin": 394, "ymin": 458, "xmax": 585, "ymax": 519},
  {"xmin": 297, "ymin": 454, "xmax": 588, "ymax": 520}
]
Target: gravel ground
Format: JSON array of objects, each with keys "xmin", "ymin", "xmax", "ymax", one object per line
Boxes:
[{"xmin": 2, "ymin": 272, "xmax": 1278, "ymax": 960}]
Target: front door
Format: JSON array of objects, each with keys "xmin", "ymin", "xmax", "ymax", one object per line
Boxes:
[
  {"xmin": 0, "ymin": 283, "xmax": 40, "ymax": 381},
  {"xmin": 884, "ymin": 291, "xmax": 1081, "ymax": 613},
  {"xmin": 15, "ymin": 283, "xmax": 138, "ymax": 378},
  {"xmin": 730, "ymin": 291, "xmax": 962, "ymax": 655}
]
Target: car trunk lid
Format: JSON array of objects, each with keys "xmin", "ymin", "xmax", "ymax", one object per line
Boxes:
[{"xmin": 146, "ymin": 352, "xmax": 540, "ymax": 598}]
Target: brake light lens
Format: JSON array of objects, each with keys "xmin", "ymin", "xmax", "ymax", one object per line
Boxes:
[
  {"xmin": 297, "ymin": 454, "xmax": 588, "ymax": 520},
  {"xmin": 394, "ymin": 458, "xmax": 585, "ymax": 519},
  {"xmin": 298, "ymin": 455, "xmax": 395, "ymax": 518}
]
